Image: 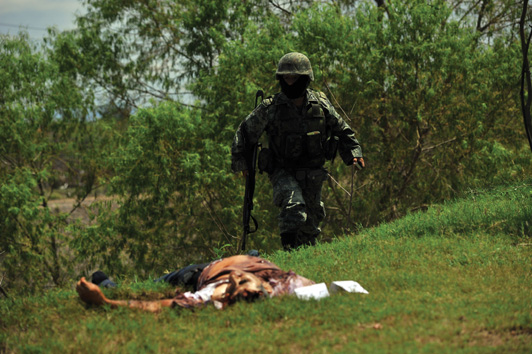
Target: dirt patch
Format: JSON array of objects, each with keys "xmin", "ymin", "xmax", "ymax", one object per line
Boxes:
[
  {"xmin": 48, "ymin": 196, "xmax": 116, "ymax": 224},
  {"xmin": 465, "ymin": 326, "xmax": 532, "ymax": 347}
]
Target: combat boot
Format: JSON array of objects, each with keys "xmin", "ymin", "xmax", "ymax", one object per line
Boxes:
[
  {"xmin": 295, "ymin": 232, "xmax": 317, "ymax": 248},
  {"xmin": 280, "ymin": 232, "xmax": 298, "ymax": 251}
]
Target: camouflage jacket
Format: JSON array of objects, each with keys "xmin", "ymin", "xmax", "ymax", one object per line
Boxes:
[{"xmin": 231, "ymin": 89, "xmax": 363, "ymax": 173}]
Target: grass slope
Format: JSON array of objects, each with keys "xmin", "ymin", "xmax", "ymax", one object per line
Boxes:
[{"xmin": 1, "ymin": 181, "xmax": 531, "ymax": 353}]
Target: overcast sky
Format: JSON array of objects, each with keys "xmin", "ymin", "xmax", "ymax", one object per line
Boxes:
[{"xmin": 0, "ymin": 0, "xmax": 85, "ymax": 39}]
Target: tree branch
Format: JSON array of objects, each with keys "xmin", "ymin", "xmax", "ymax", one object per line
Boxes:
[
  {"xmin": 458, "ymin": 0, "xmax": 483, "ymax": 24},
  {"xmin": 421, "ymin": 137, "xmax": 458, "ymax": 152},
  {"xmin": 0, "ymin": 273, "xmax": 8, "ymax": 298},
  {"xmin": 268, "ymin": 0, "xmax": 292, "ymax": 16},
  {"xmin": 327, "ymin": 176, "xmax": 352, "ymax": 226},
  {"xmin": 519, "ymin": 0, "xmax": 532, "ymax": 153},
  {"xmin": 324, "ymin": 81, "xmax": 351, "ymax": 122}
]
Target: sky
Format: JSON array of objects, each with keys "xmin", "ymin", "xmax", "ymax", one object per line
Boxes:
[{"xmin": 0, "ymin": 0, "xmax": 85, "ymax": 39}]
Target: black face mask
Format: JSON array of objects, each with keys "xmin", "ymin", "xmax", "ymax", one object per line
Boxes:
[{"xmin": 280, "ymin": 76, "xmax": 310, "ymax": 99}]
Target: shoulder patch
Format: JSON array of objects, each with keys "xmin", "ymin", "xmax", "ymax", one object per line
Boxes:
[
  {"xmin": 252, "ymin": 96, "xmax": 273, "ymax": 114},
  {"xmin": 307, "ymin": 89, "xmax": 329, "ymax": 104},
  {"xmin": 262, "ymin": 96, "xmax": 274, "ymax": 106},
  {"xmin": 316, "ymin": 91, "xmax": 329, "ymax": 101},
  {"xmin": 308, "ymin": 90, "xmax": 332, "ymax": 111}
]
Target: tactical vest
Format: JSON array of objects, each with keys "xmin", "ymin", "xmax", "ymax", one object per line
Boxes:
[{"xmin": 266, "ymin": 92, "xmax": 328, "ymax": 169}]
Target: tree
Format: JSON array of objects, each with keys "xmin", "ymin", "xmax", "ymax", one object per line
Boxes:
[
  {"xmin": 0, "ymin": 32, "xmax": 107, "ymax": 292},
  {"xmin": 72, "ymin": 101, "xmax": 241, "ymax": 274},
  {"xmin": 448, "ymin": 0, "xmax": 525, "ymax": 35},
  {"xmin": 520, "ymin": 0, "xmax": 532, "ymax": 153},
  {"xmin": 70, "ymin": 0, "xmax": 279, "ymax": 108}
]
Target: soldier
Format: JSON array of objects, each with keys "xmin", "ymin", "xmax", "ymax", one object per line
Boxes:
[{"xmin": 231, "ymin": 52, "xmax": 364, "ymax": 251}]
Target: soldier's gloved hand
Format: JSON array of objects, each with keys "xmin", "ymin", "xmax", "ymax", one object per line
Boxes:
[{"xmin": 353, "ymin": 157, "xmax": 365, "ymax": 169}]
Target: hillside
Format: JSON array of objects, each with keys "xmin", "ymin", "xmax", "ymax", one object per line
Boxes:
[{"xmin": 1, "ymin": 180, "xmax": 531, "ymax": 353}]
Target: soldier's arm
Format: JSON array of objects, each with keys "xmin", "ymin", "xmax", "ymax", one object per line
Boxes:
[
  {"xmin": 319, "ymin": 92, "xmax": 363, "ymax": 166},
  {"xmin": 231, "ymin": 100, "xmax": 271, "ymax": 173},
  {"xmin": 335, "ymin": 118, "xmax": 364, "ymax": 167}
]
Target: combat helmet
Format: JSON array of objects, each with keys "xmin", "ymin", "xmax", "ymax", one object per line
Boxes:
[{"xmin": 275, "ymin": 52, "xmax": 314, "ymax": 81}]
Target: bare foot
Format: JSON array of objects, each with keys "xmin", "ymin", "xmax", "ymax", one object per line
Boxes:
[
  {"xmin": 76, "ymin": 277, "xmax": 176, "ymax": 312},
  {"xmin": 76, "ymin": 277, "xmax": 108, "ymax": 306}
]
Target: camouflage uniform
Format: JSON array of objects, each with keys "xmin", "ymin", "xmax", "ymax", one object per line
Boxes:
[{"xmin": 231, "ymin": 53, "xmax": 363, "ymax": 250}]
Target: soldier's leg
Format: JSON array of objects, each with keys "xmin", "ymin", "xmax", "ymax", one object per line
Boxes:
[
  {"xmin": 297, "ymin": 168, "xmax": 328, "ymax": 247},
  {"xmin": 270, "ymin": 169, "xmax": 307, "ymax": 250}
]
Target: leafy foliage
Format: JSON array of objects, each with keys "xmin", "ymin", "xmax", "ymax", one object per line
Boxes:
[
  {"xmin": 73, "ymin": 102, "xmax": 241, "ymax": 276},
  {"xmin": 0, "ymin": 32, "xmax": 110, "ymax": 291}
]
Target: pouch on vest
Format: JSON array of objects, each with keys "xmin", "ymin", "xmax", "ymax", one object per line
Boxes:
[
  {"xmin": 258, "ymin": 147, "xmax": 275, "ymax": 174},
  {"xmin": 284, "ymin": 134, "xmax": 303, "ymax": 159},
  {"xmin": 306, "ymin": 131, "xmax": 323, "ymax": 157}
]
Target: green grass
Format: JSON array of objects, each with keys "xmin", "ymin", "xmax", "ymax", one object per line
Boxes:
[{"xmin": 1, "ymin": 181, "xmax": 531, "ymax": 353}]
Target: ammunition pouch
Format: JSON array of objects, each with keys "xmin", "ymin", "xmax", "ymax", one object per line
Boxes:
[
  {"xmin": 306, "ymin": 131, "xmax": 323, "ymax": 157},
  {"xmin": 258, "ymin": 147, "xmax": 275, "ymax": 174},
  {"xmin": 284, "ymin": 134, "xmax": 303, "ymax": 159}
]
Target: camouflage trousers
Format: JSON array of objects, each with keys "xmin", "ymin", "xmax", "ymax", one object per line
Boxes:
[{"xmin": 269, "ymin": 167, "xmax": 328, "ymax": 241}]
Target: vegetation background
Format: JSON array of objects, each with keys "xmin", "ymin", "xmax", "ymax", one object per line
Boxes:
[{"xmin": 1, "ymin": 0, "xmax": 531, "ymax": 302}]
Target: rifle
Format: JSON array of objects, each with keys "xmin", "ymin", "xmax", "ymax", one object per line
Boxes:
[{"xmin": 238, "ymin": 90, "xmax": 264, "ymax": 251}]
